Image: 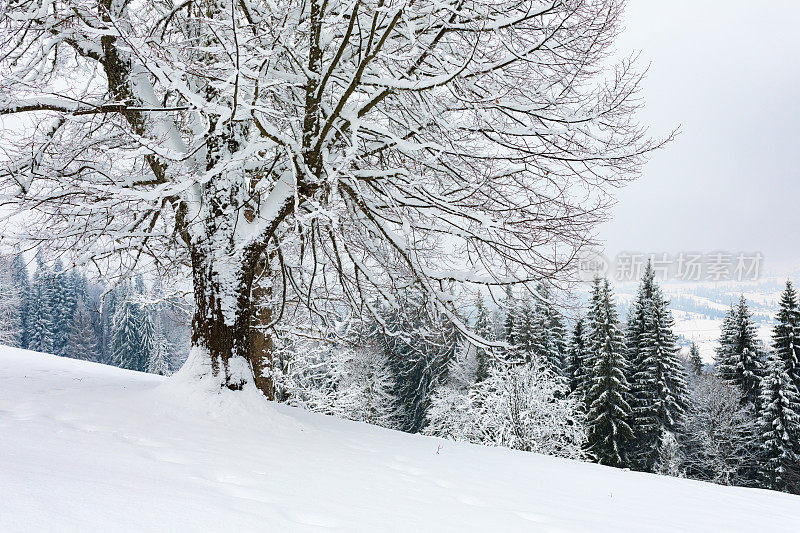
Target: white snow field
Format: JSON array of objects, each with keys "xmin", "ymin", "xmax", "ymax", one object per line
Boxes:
[{"xmin": 2, "ymin": 348, "xmax": 799, "ymax": 532}]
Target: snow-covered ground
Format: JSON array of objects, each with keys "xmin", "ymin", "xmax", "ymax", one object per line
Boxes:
[{"xmin": 2, "ymin": 348, "xmax": 799, "ymax": 532}]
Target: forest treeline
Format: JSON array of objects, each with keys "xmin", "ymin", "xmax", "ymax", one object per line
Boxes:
[
  {"xmin": 0, "ymin": 253, "xmax": 189, "ymax": 375},
  {"xmin": 271, "ymin": 263, "xmax": 800, "ymax": 495}
]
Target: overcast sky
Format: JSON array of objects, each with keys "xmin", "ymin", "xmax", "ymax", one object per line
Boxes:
[{"xmin": 598, "ymin": 1, "xmax": 800, "ymax": 271}]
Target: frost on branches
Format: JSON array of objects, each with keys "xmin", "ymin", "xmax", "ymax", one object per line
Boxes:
[
  {"xmin": 270, "ymin": 331, "xmax": 397, "ymax": 429},
  {"xmin": 426, "ymin": 359, "xmax": 586, "ymax": 460},
  {"xmin": 681, "ymin": 374, "xmax": 758, "ymax": 487},
  {"xmin": 0, "ymin": 0, "xmax": 660, "ymax": 393}
]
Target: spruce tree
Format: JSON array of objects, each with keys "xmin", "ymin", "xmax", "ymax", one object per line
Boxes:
[
  {"xmin": 549, "ymin": 311, "xmax": 567, "ymax": 374},
  {"xmin": 0, "ymin": 256, "xmax": 23, "ymax": 346},
  {"xmin": 772, "ymin": 280, "xmax": 800, "ymax": 396},
  {"xmin": 688, "ymin": 342, "xmax": 704, "ymax": 376},
  {"xmin": 10, "ymin": 254, "xmax": 30, "ymax": 348},
  {"xmin": 626, "ymin": 261, "xmax": 657, "ymax": 376},
  {"xmin": 147, "ymin": 323, "xmax": 172, "ymax": 376},
  {"xmin": 567, "ymin": 317, "xmax": 589, "ymax": 401},
  {"xmin": 111, "ymin": 283, "xmax": 147, "ymax": 371},
  {"xmin": 585, "ymin": 278, "xmax": 634, "ymax": 467},
  {"xmin": 140, "ymin": 304, "xmax": 156, "ymax": 370},
  {"xmin": 101, "ymin": 282, "xmax": 124, "ymax": 363},
  {"xmin": 26, "ymin": 250, "xmax": 54, "ymax": 354},
  {"xmin": 502, "ymin": 285, "xmax": 516, "ymax": 348},
  {"xmin": 630, "ymin": 284, "xmax": 688, "ymax": 472},
  {"xmin": 716, "ymin": 305, "xmax": 735, "ymax": 363},
  {"xmin": 531, "ymin": 283, "xmax": 566, "ymax": 374},
  {"xmin": 715, "ymin": 296, "xmax": 764, "ymax": 409},
  {"xmin": 383, "ymin": 292, "xmax": 457, "ymax": 433},
  {"xmin": 625, "ymin": 260, "xmax": 655, "ymax": 467},
  {"xmin": 67, "ymin": 298, "xmax": 100, "ymax": 361},
  {"xmin": 51, "ymin": 260, "xmax": 77, "ymax": 357},
  {"xmin": 758, "ymin": 352, "xmax": 800, "ymax": 493},
  {"xmin": 511, "ymin": 294, "xmax": 535, "ymax": 362},
  {"xmin": 474, "ymin": 293, "xmax": 492, "ymax": 382}
]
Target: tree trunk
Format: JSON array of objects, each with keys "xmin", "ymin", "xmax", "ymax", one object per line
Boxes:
[
  {"xmin": 189, "ymin": 242, "xmax": 274, "ymax": 394},
  {"xmin": 249, "ymin": 257, "xmax": 277, "ymax": 400}
]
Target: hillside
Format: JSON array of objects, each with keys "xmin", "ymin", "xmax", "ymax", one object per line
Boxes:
[
  {"xmin": 610, "ymin": 277, "xmax": 785, "ymax": 363},
  {"xmin": 2, "ymin": 347, "xmax": 799, "ymax": 532}
]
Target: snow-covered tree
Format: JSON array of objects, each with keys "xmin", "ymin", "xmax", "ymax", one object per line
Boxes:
[
  {"xmin": 624, "ymin": 261, "xmax": 655, "ymax": 468},
  {"xmin": 147, "ymin": 324, "xmax": 172, "ymax": 377},
  {"xmin": 67, "ymin": 298, "xmax": 101, "ymax": 362},
  {"xmin": 502, "ymin": 287, "xmax": 518, "ymax": 349},
  {"xmin": 333, "ymin": 348, "xmax": 397, "ymax": 427},
  {"xmin": 424, "ymin": 385, "xmax": 477, "ymax": 443},
  {"xmin": 567, "ymin": 318, "xmax": 590, "ymax": 401},
  {"xmin": 0, "ymin": 0, "xmax": 660, "ymax": 394},
  {"xmin": 510, "ymin": 295, "xmax": 535, "ymax": 362},
  {"xmin": 426, "ymin": 359, "xmax": 586, "ymax": 460},
  {"xmin": 681, "ymin": 374, "xmax": 759, "ymax": 487},
  {"xmin": 654, "ymin": 429, "xmax": 683, "ymax": 477},
  {"xmin": 473, "ymin": 294, "xmax": 493, "ymax": 383},
  {"xmin": 99, "ymin": 283, "xmax": 126, "ymax": 364},
  {"xmin": 627, "ymin": 269, "xmax": 688, "ymax": 472},
  {"xmin": 9, "ymin": 254, "xmax": 30, "ymax": 348},
  {"xmin": 585, "ymin": 278, "xmax": 634, "ymax": 467},
  {"xmin": 26, "ymin": 251, "xmax": 54, "ymax": 354},
  {"xmin": 626, "ymin": 261, "xmax": 658, "ymax": 382},
  {"xmin": 382, "ymin": 293, "xmax": 459, "ymax": 433},
  {"xmin": 272, "ymin": 328, "xmax": 397, "ymax": 428},
  {"xmin": 0, "ymin": 256, "xmax": 23, "ymax": 346},
  {"xmin": 111, "ymin": 284, "xmax": 147, "ymax": 372},
  {"xmin": 715, "ymin": 296, "xmax": 764, "ymax": 409},
  {"xmin": 688, "ymin": 342, "xmax": 704, "ymax": 376},
  {"xmin": 531, "ymin": 283, "xmax": 567, "ymax": 374},
  {"xmin": 758, "ymin": 352, "xmax": 800, "ymax": 493},
  {"xmin": 51, "ymin": 261, "xmax": 77, "ymax": 357},
  {"xmin": 772, "ymin": 280, "xmax": 800, "ymax": 396},
  {"xmin": 139, "ymin": 306, "xmax": 157, "ymax": 371}
]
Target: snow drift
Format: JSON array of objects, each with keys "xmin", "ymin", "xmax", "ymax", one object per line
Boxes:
[{"xmin": 2, "ymin": 347, "xmax": 798, "ymax": 531}]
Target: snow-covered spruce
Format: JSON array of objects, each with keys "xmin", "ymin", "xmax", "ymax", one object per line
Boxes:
[
  {"xmin": 0, "ymin": 255, "xmax": 23, "ymax": 347},
  {"xmin": 473, "ymin": 293, "xmax": 493, "ymax": 384},
  {"xmin": 758, "ymin": 352, "xmax": 800, "ymax": 493},
  {"xmin": 688, "ymin": 342, "xmax": 704, "ymax": 376},
  {"xmin": 567, "ymin": 317, "xmax": 590, "ymax": 400},
  {"xmin": 625, "ymin": 262, "xmax": 688, "ymax": 472},
  {"xmin": 530, "ymin": 283, "xmax": 568, "ymax": 375},
  {"xmin": 380, "ymin": 293, "xmax": 460, "ymax": 433},
  {"xmin": 584, "ymin": 278, "xmax": 635, "ymax": 467},
  {"xmin": 715, "ymin": 296, "xmax": 765, "ymax": 409},
  {"xmin": 111, "ymin": 282, "xmax": 149, "ymax": 373},
  {"xmin": 67, "ymin": 298, "xmax": 101, "ymax": 363},
  {"xmin": 26, "ymin": 250, "xmax": 54, "ymax": 355},
  {"xmin": 772, "ymin": 280, "xmax": 800, "ymax": 396}
]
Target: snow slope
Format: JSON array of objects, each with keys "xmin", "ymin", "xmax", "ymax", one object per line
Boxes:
[{"xmin": 2, "ymin": 348, "xmax": 799, "ymax": 532}]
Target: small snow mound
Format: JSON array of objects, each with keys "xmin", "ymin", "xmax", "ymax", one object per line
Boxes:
[{"xmin": 152, "ymin": 346, "xmax": 299, "ymax": 431}]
